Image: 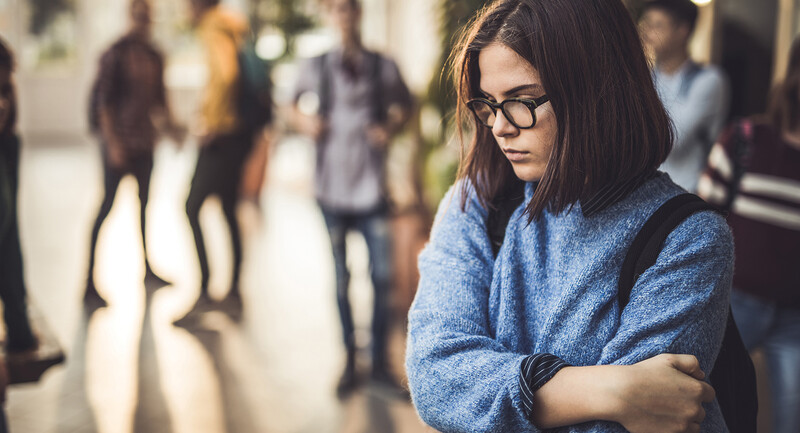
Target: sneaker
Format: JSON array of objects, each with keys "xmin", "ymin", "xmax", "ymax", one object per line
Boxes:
[
  {"xmin": 370, "ymin": 367, "xmax": 410, "ymax": 401},
  {"xmin": 143, "ymin": 268, "xmax": 171, "ymax": 289},
  {"xmin": 218, "ymin": 289, "xmax": 243, "ymax": 321},
  {"xmin": 336, "ymin": 366, "xmax": 360, "ymax": 399},
  {"xmin": 6, "ymin": 336, "xmax": 39, "ymax": 355},
  {"xmin": 83, "ymin": 282, "xmax": 108, "ymax": 310}
]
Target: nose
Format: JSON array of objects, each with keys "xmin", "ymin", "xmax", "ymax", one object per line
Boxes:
[{"xmin": 492, "ymin": 108, "xmax": 518, "ymax": 138}]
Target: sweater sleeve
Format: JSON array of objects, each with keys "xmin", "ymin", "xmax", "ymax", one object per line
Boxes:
[
  {"xmin": 405, "ymin": 184, "xmax": 540, "ymax": 433},
  {"xmin": 596, "ymin": 210, "xmax": 734, "ymax": 431}
]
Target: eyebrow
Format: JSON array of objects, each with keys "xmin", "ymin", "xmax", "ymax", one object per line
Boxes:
[{"xmin": 479, "ymin": 83, "xmax": 544, "ymax": 99}]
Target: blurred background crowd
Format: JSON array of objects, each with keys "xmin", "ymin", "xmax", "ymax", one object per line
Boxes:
[{"xmin": 0, "ymin": 0, "xmax": 797, "ymax": 432}]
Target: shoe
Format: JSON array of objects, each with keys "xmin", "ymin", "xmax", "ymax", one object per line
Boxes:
[
  {"xmin": 370, "ymin": 367, "xmax": 410, "ymax": 401},
  {"xmin": 336, "ymin": 365, "xmax": 360, "ymax": 399},
  {"xmin": 218, "ymin": 289, "xmax": 243, "ymax": 321},
  {"xmin": 6, "ymin": 336, "xmax": 39, "ymax": 355},
  {"xmin": 143, "ymin": 268, "xmax": 172, "ymax": 289},
  {"xmin": 83, "ymin": 282, "xmax": 108, "ymax": 310},
  {"xmin": 172, "ymin": 293, "xmax": 215, "ymax": 328}
]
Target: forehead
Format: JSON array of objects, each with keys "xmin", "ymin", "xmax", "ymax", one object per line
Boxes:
[{"xmin": 477, "ymin": 42, "xmax": 540, "ymax": 95}]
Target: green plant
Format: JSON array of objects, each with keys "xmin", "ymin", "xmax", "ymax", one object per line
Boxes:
[
  {"xmin": 29, "ymin": 0, "xmax": 74, "ymax": 36},
  {"xmin": 246, "ymin": 0, "xmax": 316, "ymax": 60}
]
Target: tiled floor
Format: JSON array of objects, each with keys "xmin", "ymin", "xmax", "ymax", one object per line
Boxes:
[{"xmin": 7, "ymin": 134, "xmax": 433, "ymax": 433}]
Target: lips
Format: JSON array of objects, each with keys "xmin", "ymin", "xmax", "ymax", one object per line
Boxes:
[{"xmin": 502, "ymin": 148, "xmax": 528, "ymax": 162}]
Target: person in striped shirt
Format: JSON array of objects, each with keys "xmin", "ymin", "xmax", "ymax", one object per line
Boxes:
[{"xmin": 698, "ymin": 36, "xmax": 800, "ymax": 433}]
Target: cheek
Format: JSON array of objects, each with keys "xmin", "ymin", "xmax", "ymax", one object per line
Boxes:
[{"xmin": 536, "ymin": 110, "xmax": 558, "ymax": 147}]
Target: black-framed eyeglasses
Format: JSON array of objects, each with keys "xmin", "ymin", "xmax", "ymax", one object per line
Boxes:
[{"xmin": 466, "ymin": 95, "xmax": 550, "ymax": 129}]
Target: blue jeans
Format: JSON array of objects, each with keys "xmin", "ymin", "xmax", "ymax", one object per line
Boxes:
[
  {"xmin": 321, "ymin": 207, "xmax": 392, "ymax": 370},
  {"xmin": 731, "ymin": 290, "xmax": 800, "ymax": 433}
]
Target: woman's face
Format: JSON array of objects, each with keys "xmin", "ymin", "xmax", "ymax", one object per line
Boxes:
[{"xmin": 478, "ymin": 42, "xmax": 557, "ymax": 182}]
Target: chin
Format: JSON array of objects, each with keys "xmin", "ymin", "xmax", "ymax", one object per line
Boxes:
[{"xmin": 510, "ymin": 164, "xmax": 544, "ymax": 183}]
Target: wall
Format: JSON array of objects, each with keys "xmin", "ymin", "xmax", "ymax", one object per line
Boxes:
[{"xmin": 8, "ymin": 0, "xmax": 439, "ymax": 141}]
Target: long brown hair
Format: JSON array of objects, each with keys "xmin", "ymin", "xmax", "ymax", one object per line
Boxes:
[
  {"xmin": 453, "ymin": 0, "xmax": 672, "ymax": 219},
  {"xmin": 766, "ymin": 36, "xmax": 800, "ymax": 134}
]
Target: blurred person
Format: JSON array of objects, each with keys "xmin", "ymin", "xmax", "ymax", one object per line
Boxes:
[
  {"xmin": 84, "ymin": 0, "xmax": 184, "ymax": 306},
  {"xmin": 405, "ymin": 0, "xmax": 738, "ymax": 431},
  {"xmin": 175, "ymin": 0, "xmax": 257, "ymax": 325},
  {"xmin": 698, "ymin": 36, "xmax": 800, "ymax": 433},
  {"xmin": 640, "ymin": 0, "xmax": 729, "ymax": 192},
  {"xmin": 291, "ymin": 0, "xmax": 412, "ymax": 397},
  {"xmin": 0, "ymin": 36, "xmax": 38, "ymax": 354}
]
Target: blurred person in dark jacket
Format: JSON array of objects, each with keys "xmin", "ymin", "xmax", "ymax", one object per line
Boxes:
[
  {"xmin": 0, "ymin": 36, "xmax": 38, "ymax": 355},
  {"xmin": 84, "ymin": 0, "xmax": 184, "ymax": 306}
]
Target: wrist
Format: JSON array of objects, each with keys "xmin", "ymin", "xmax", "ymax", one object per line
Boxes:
[
  {"xmin": 588, "ymin": 364, "xmax": 631, "ymax": 424},
  {"xmin": 531, "ymin": 365, "xmax": 614, "ymax": 428}
]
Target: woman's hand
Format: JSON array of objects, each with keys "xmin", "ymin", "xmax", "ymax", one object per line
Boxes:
[
  {"xmin": 531, "ymin": 353, "xmax": 714, "ymax": 432},
  {"xmin": 609, "ymin": 354, "xmax": 716, "ymax": 433}
]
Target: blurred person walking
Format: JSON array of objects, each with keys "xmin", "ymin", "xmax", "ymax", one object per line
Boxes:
[
  {"xmin": 0, "ymin": 36, "xmax": 38, "ymax": 354},
  {"xmin": 640, "ymin": 0, "xmax": 729, "ymax": 192},
  {"xmin": 175, "ymin": 0, "xmax": 269, "ymax": 325},
  {"xmin": 699, "ymin": 36, "xmax": 800, "ymax": 433},
  {"xmin": 84, "ymin": 0, "xmax": 184, "ymax": 306},
  {"xmin": 291, "ymin": 0, "xmax": 412, "ymax": 398}
]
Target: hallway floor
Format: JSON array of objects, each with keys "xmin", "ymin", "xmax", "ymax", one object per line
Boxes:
[{"xmin": 7, "ymin": 135, "xmax": 432, "ymax": 433}]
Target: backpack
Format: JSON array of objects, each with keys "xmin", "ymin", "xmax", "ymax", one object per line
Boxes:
[
  {"xmin": 487, "ymin": 191, "xmax": 757, "ymax": 433},
  {"xmin": 236, "ymin": 39, "xmax": 274, "ymax": 133}
]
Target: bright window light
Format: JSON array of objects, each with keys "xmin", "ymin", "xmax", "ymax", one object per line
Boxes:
[{"xmin": 255, "ymin": 33, "xmax": 287, "ymax": 61}]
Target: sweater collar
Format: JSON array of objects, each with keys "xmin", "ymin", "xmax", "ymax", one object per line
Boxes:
[{"xmin": 581, "ymin": 171, "xmax": 658, "ymax": 217}]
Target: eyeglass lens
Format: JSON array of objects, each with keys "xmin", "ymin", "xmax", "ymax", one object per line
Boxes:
[{"xmin": 472, "ymin": 100, "xmax": 535, "ymax": 128}]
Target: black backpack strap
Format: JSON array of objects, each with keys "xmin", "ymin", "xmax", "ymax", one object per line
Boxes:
[
  {"xmin": 618, "ymin": 193, "xmax": 718, "ymax": 308},
  {"xmin": 619, "ymin": 193, "xmax": 758, "ymax": 432},
  {"xmin": 487, "ymin": 180, "xmax": 526, "ymax": 258},
  {"xmin": 678, "ymin": 61, "xmax": 702, "ymax": 99},
  {"xmin": 316, "ymin": 53, "xmax": 331, "ymax": 118},
  {"xmin": 366, "ymin": 51, "xmax": 386, "ymax": 124}
]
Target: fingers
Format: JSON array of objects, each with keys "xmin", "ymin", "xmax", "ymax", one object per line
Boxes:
[
  {"xmin": 700, "ymin": 381, "xmax": 716, "ymax": 403},
  {"xmin": 666, "ymin": 354, "xmax": 705, "ymax": 380}
]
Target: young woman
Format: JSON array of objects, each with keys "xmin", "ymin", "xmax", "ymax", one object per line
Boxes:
[
  {"xmin": 699, "ymin": 36, "xmax": 800, "ymax": 433},
  {"xmin": 405, "ymin": 0, "xmax": 732, "ymax": 432}
]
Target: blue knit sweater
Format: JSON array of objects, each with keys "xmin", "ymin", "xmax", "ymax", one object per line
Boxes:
[{"xmin": 405, "ymin": 173, "xmax": 733, "ymax": 432}]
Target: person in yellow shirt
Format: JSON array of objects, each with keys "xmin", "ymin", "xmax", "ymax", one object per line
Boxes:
[{"xmin": 175, "ymin": 0, "xmax": 252, "ymax": 325}]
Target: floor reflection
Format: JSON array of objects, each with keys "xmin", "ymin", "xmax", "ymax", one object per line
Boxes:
[{"xmin": 7, "ymin": 136, "xmax": 429, "ymax": 433}]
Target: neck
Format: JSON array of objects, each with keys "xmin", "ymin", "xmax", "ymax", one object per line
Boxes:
[
  {"xmin": 656, "ymin": 50, "xmax": 690, "ymax": 75},
  {"xmin": 342, "ymin": 33, "xmax": 362, "ymax": 53},
  {"xmin": 129, "ymin": 29, "xmax": 149, "ymax": 40}
]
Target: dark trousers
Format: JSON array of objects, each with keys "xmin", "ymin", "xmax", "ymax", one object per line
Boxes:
[
  {"xmin": 185, "ymin": 131, "xmax": 251, "ymax": 292},
  {"xmin": 321, "ymin": 207, "xmax": 392, "ymax": 370},
  {"xmin": 86, "ymin": 150, "xmax": 155, "ymax": 283},
  {"xmin": 0, "ymin": 137, "xmax": 36, "ymax": 350}
]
